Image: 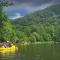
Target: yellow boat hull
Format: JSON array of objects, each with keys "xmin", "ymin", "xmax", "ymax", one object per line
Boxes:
[{"xmin": 0, "ymin": 45, "xmax": 17, "ymax": 53}]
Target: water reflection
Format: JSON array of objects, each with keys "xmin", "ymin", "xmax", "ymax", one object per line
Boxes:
[{"xmin": 0, "ymin": 43, "xmax": 60, "ymax": 60}]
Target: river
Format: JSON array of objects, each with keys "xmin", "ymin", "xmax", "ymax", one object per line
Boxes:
[{"xmin": 0, "ymin": 43, "xmax": 60, "ymax": 60}]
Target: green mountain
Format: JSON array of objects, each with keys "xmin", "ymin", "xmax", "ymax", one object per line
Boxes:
[{"xmin": 11, "ymin": 4, "xmax": 60, "ymax": 42}]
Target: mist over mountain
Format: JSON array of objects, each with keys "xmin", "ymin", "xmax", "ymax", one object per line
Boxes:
[
  {"xmin": 4, "ymin": 0, "xmax": 60, "ymax": 19},
  {"xmin": 12, "ymin": 4, "xmax": 60, "ymax": 25}
]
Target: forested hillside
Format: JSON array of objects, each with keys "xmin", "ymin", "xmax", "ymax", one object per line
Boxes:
[{"xmin": 11, "ymin": 4, "xmax": 60, "ymax": 42}]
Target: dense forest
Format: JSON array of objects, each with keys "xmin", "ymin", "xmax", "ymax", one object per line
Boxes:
[
  {"xmin": 0, "ymin": 2, "xmax": 60, "ymax": 43},
  {"xmin": 11, "ymin": 4, "xmax": 60, "ymax": 42}
]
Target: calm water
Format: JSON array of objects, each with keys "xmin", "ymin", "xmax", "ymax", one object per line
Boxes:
[{"xmin": 0, "ymin": 43, "xmax": 60, "ymax": 60}]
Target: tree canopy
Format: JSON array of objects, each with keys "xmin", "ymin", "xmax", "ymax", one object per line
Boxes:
[
  {"xmin": 0, "ymin": 0, "xmax": 13, "ymax": 42},
  {"xmin": 11, "ymin": 4, "xmax": 60, "ymax": 42}
]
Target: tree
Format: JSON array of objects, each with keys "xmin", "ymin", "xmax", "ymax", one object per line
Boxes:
[{"xmin": 0, "ymin": 0, "xmax": 13, "ymax": 42}]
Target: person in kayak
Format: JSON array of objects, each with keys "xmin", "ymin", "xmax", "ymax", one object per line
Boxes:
[
  {"xmin": 1, "ymin": 42, "xmax": 6, "ymax": 48},
  {"xmin": 0, "ymin": 41, "xmax": 13, "ymax": 48},
  {"xmin": 6, "ymin": 41, "xmax": 12, "ymax": 47}
]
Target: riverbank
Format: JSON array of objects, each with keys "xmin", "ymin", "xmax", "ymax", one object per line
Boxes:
[
  {"xmin": 31, "ymin": 41, "xmax": 59, "ymax": 44},
  {"xmin": 17, "ymin": 41, "xmax": 59, "ymax": 46}
]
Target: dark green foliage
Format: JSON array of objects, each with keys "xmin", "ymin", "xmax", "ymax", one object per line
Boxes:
[
  {"xmin": 11, "ymin": 4, "xmax": 60, "ymax": 42},
  {"xmin": 0, "ymin": 5, "xmax": 14, "ymax": 42},
  {"xmin": 0, "ymin": 0, "xmax": 14, "ymax": 42}
]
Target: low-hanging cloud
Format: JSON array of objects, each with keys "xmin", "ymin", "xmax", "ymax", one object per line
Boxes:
[
  {"xmin": 13, "ymin": 0, "xmax": 60, "ymax": 6},
  {"xmin": 4, "ymin": 0, "xmax": 60, "ymax": 19},
  {"xmin": 13, "ymin": 0, "xmax": 53, "ymax": 6}
]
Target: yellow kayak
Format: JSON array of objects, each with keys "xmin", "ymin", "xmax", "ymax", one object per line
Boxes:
[{"xmin": 0, "ymin": 45, "xmax": 17, "ymax": 53}]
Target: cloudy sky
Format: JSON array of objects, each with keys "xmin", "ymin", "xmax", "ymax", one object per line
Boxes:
[{"xmin": 3, "ymin": 0, "xmax": 60, "ymax": 19}]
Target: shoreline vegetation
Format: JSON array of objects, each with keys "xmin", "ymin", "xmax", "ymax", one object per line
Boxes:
[{"xmin": 18, "ymin": 41, "xmax": 59, "ymax": 46}]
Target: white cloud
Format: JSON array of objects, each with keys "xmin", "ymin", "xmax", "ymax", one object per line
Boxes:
[{"xmin": 10, "ymin": 13, "xmax": 23, "ymax": 20}]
